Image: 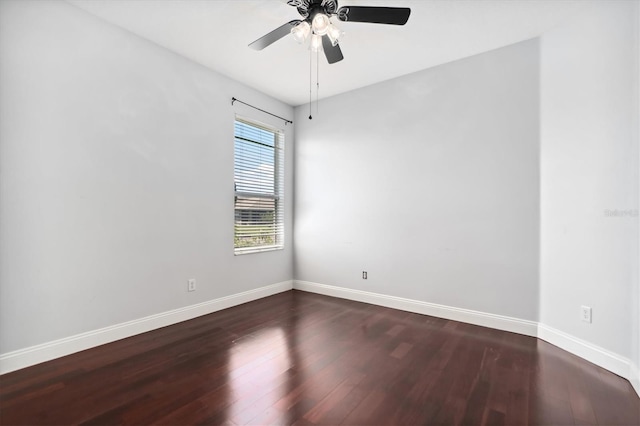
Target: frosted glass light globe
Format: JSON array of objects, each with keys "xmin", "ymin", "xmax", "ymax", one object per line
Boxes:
[
  {"xmin": 291, "ymin": 21, "xmax": 310, "ymax": 43},
  {"xmin": 310, "ymin": 34, "xmax": 323, "ymax": 52},
  {"xmin": 327, "ymin": 24, "xmax": 343, "ymax": 46},
  {"xmin": 312, "ymin": 13, "xmax": 330, "ymax": 35}
]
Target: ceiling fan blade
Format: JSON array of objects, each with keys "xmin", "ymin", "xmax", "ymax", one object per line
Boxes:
[
  {"xmin": 337, "ymin": 6, "xmax": 411, "ymax": 25},
  {"xmin": 322, "ymin": 36, "xmax": 344, "ymax": 64},
  {"xmin": 249, "ymin": 20, "xmax": 301, "ymax": 50}
]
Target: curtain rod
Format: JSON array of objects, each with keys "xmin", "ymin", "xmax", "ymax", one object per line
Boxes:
[{"xmin": 231, "ymin": 97, "xmax": 293, "ymax": 125}]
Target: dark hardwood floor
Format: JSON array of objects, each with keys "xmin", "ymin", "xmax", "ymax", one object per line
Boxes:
[{"xmin": 1, "ymin": 290, "xmax": 639, "ymax": 425}]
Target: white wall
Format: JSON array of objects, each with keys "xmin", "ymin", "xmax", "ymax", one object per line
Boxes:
[
  {"xmin": 632, "ymin": 0, "xmax": 640, "ymax": 395},
  {"xmin": 0, "ymin": 0, "xmax": 294, "ymax": 355},
  {"xmin": 637, "ymin": 0, "xmax": 640, "ymax": 394},
  {"xmin": 294, "ymin": 40, "xmax": 540, "ymax": 321},
  {"xmin": 539, "ymin": 0, "xmax": 639, "ymax": 361}
]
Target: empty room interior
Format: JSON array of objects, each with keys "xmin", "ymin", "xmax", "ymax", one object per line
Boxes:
[{"xmin": 1, "ymin": 0, "xmax": 639, "ymax": 424}]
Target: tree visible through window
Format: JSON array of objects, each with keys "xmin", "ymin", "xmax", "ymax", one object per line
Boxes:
[{"xmin": 234, "ymin": 118, "xmax": 284, "ymax": 254}]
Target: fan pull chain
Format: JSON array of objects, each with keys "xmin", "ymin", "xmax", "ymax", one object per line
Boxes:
[
  {"xmin": 316, "ymin": 50, "xmax": 320, "ymax": 116},
  {"xmin": 308, "ymin": 49, "xmax": 313, "ymax": 120}
]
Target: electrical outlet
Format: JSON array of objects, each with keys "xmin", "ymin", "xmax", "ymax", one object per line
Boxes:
[
  {"xmin": 362, "ymin": 271, "xmax": 367, "ymax": 280},
  {"xmin": 581, "ymin": 305, "xmax": 592, "ymax": 323},
  {"xmin": 187, "ymin": 279, "xmax": 196, "ymax": 292}
]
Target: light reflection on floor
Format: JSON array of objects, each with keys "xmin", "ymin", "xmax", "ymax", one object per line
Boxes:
[{"xmin": 226, "ymin": 327, "xmax": 293, "ymax": 422}]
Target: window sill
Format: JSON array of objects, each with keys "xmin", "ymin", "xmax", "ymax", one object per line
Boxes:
[{"xmin": 234, "ymin": 246, "xmax": 284, "ymax": 256}]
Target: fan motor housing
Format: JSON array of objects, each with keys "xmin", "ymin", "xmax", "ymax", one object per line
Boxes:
[{"xmin": 297, "ymin": 0, "xmax": 339, "ymax": 20}]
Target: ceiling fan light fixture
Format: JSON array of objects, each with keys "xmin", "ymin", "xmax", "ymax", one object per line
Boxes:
[
  {"xmin": 248, "ymin": 2, "xmax": 411, "ymax": 66},
  {"xmin": 327, "ymin": 23, "xmax": 343, "ymax": 46},
  {"xmin": 310, "ymin": 33, "xmax": 323, "ymax": 52},
  {"xmin": 291, "ymin": 21, "xmax": 311, "ymax": 43},
  {"xmin": 311, "ymin": 13, "xmax": 330, "ymax": 35}
]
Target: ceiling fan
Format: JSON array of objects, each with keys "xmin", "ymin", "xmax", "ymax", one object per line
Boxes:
[{"xmin": 249, "ymin": 0, "xmax": 411, "ymax": 64}]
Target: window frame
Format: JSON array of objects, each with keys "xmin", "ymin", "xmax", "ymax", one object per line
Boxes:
[{"xmin": 233, "ymin": 116, "xmax": 285, "ymax": 255}]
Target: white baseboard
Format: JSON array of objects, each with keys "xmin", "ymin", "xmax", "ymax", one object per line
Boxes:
[
  {"xmin": 631, "ymin": 362, "xmax": 640, "ymax": 398},
  {"xmin": 537, "ymin": 323, "xmax": 632, "ymax": 381},
  {"xmin": 0, "ymin": 280, "xmax": 293, "ymax": 375},
  {"xmin": 293, "ymin": 280, "xmax": 538, "ymax": 337}
]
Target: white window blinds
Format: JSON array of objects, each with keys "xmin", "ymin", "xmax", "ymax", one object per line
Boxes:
[{"xmin": 234, "ymin": 118, "xmax": 284, "ymax": 254}]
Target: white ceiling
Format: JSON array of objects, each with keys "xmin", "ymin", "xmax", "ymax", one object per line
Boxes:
[{"xmin": 67, "ymin": 0, "xmax": 592, "ymax": 106}]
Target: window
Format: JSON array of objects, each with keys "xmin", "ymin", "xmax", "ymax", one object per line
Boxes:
[{"xmin": 234, "ymin": 117, "xmax": 284, "ymax": 254}]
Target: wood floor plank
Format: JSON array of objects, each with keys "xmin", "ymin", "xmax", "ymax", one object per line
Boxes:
[{"xmin": 1, "ymin": 290, "xmax": 638, "ymax": 425}]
